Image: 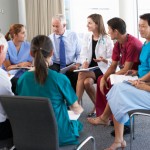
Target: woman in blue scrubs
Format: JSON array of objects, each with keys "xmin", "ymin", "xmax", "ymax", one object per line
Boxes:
[{"xmin": 3, "ymin": 24, "xmax": 32, "ymax": 75}]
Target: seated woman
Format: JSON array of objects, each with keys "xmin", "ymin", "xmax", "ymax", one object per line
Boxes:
[
  {"xmin": 3, "ymin": 24, "xmax": 32, "ymax": 75},
  {"xmin": 16, "ymin": 35, "xmax": 84, "ymax": 146},
  {"xmin": 99, "ymin": 72, "xmax": 150, "ymax": 150},
  {"xmin": 87, "ymin": 13, "xmax": 149, "ymax": 126},
  {"xmin": 76, "ymin": 14, "xmax": 113, "ymax": 117}
]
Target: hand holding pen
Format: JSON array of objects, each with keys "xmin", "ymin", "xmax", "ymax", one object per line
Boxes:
[{"xmin": 82, "ymin": 58, "xmax": 89, "ymax": 69}]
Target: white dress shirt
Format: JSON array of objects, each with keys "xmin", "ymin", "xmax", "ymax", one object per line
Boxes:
[
  {"xmin": 49, "ymin": 30, "xmax": 81, "ymax": 65},
  {"xmin": 0, "ymin": 68, "xmax": 14, "ymax": 122}
]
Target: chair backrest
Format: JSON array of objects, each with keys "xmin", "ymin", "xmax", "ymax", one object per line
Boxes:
[{"xmin": 0, "ymin": 95, "xmax": 59, "ymax": 150}]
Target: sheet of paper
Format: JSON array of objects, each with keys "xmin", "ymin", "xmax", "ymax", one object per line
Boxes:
[
  {"xmin": 68, "ymin": 110, "xmax": 80, "ymax": 120},
  {"xmin": 110, "ymin": 74, "xmax": 138, "ymax": 85}
]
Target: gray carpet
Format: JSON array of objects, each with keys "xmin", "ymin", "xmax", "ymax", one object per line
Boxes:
[{"xmin": 77, "ymin": 92, "xmax": 150, "ymax": 150}]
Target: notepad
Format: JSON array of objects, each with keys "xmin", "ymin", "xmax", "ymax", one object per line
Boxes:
[
  {"xmin": 60, "ymin": 63, "xmax": 76, "ymax": 74},
  {"xmin": 68, "ymin": 110, "xmax": 80, "ymax": 120},
  {"xmin": 11, "ymin": 66, "xmax": 33, "ymax": 70},
  {"xmin": 110, "ymin": 74, "xmax": 138, "ymax": 85},
  {"xmin": 73, "ymin": 66, "xmax": 99, "ymax": 72}
]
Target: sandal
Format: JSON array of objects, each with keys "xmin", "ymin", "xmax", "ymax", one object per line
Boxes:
[
  {"xmin": 87, "ymin": 116, "xmax": 110, "ymax": 126},
  {"xmin": 104, "ymin": 140, "xmax": 126, "ymax": 150}
]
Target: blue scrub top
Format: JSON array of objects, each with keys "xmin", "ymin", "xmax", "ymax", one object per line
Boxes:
[{"xmin": 5, "ymin": 40, "xmax": 32, "ymax": 65}]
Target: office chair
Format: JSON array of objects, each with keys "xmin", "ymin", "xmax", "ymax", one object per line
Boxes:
[
  {"xmin": 0, "ymin": 95, "xmax": 96, "ymax": 150},
  {"xmin": 0, "ymin": 138, "xmax": 13, "ymax": 149},
  {"xmin": 128, "ymin": 109, "xmax": 150, "ymax": 150}
]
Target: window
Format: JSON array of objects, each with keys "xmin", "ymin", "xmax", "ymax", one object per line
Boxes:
[{"xmin": 65, "ymin": 0, "xmax": 119, "ymax": 34}]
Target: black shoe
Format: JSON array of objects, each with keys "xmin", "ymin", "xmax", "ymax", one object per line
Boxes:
[
  {"xmin": 110, "ymin": 125, "xmax": 130, "ymax": 137},
  {"xmin": 110, "ymin": 120, "xmax": 114, "ymax": 126},
  {"xmin": 87, "ymin": 112, "xmax": 96, "ymax": 118}
]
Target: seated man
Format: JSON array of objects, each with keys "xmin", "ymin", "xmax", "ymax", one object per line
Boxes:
[
  {"xmin": 0, "ymin": 33, "xmax": 13, "ymax": 140},
  {"xmin": 49, "ymin": 14, "xmax": 81, "ymax": 92},
  {"xmin": 87, "ymin": 17, "xmax": 143, "ymax": 135}
]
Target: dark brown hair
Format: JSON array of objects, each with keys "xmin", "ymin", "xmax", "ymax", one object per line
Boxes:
[
  {"xmin": 107, "ymin": 17, "xmax": 126, "ymax": 34},
  {"xmin": 88, "ymin": 13, "xmax": 107, "ymax": 35},
  {"xmin": 140, "ymin": 13, "xmax": 150, "ymax": 26},
  {"xmin": 31, "ymin": 35, "xmax": 53, "ymax": 84},
  {"xmin": 5, "ymin": 24, "xmax": 24, "ymax": 41}
]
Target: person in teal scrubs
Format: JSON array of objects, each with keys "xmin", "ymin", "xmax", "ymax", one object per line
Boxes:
[{"xmin": 16, "ymin": 35, "xmax": 84, "ymax": 146}]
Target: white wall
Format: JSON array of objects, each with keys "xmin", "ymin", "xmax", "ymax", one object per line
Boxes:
[
  {"xmin": 119, "ymin": 0, "xmax": 138, "ymax": 37},
  {"xmin": 66, "ymin": 0, "xmax": 119, "ymax": 34},
  {"xmin": 0, "ymin": 0, "xmax": 19, "ymax": 34},
  {"xmin": 18, "ymin": 0, "xmax": 26, "ymax": 26}
]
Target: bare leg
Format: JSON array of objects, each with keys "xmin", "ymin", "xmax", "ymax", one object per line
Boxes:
[
  {"xmin": 113, "ymin": 118, "xmax": 124, "ymax": 142},
  {"xmin": 84, "ymin": 78, "xmax": 95, "ymax": 104},
  {"xmin": 76, "ymin": 71, "xmax": 96, "ymax": 103},
  {"xmin": 104, "ymin": 118, "xmax": 126, "ymax": 150},
  {"xmin": 76, "ymin": 72, "xmax": 85, "ymax": 102}
]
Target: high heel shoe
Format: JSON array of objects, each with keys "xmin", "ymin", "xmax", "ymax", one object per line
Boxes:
[
  {"xmin": 87, "ymin": 116, "xmax": 110, "ymax": 126},
  {"xmin": 104, "ymin": 140, "xmax": 127, "ymax": 150}
]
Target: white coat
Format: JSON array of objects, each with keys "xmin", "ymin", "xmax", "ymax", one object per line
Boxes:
[{"xmin": 80, "ymin": 33, "xmax": 114, "ymax": 73}]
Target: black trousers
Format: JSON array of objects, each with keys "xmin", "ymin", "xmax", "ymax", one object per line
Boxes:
[
  {"xmin": 49, "ymin": 63, "xmax": 78, "ymax": 92},
  {"xmin": 11, "ymin": 77, "xmax": 19, "ymax": 95},
  {"xmin": 11, "ymin": 69, "xmax": 28, "ymax": 95},
  {"xmin": 0, "ymin": 119, "xmax": 13, "ymax": 140}
]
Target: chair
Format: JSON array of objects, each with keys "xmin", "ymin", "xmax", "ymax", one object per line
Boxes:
[
  {"xmin": 0, "ymin": 95, "xmax": 96, "ymax": 150},
  {"xmin": 0, "ymin": 138, "xmax": 13, "ymax": 149},
  {"xmin": 128, "ymin": 109, "xmax": 150, "ymax": 150}
]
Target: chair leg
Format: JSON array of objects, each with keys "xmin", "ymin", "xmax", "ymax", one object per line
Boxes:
[
  {"xmin": 76, "ymin": 136, "xmax": 96, "ymax": 150},
  {"xmin": 130, "ymin": 116, "xmax": 133, "ymax": 150},
  {"xmin": 133, "ymin": 116, "xmax": 135, "ymax": 140}
]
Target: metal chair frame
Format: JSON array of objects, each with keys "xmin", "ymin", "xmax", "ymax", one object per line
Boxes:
[{"xmin": 128, "ymin": 109, "xmax": 150, "ymax": 150}]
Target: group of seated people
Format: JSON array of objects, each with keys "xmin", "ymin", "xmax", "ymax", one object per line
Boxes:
[{"xmin": 0, "ymin": 12, "xmax": 150, "ymax": 149}]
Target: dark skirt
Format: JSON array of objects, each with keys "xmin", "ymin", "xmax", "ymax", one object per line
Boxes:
[{"xmin": 93, "ymin": 68, "xmax": 103, "ymax": 83}]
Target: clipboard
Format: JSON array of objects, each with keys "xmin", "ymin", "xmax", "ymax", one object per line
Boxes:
[{"xmin": 59, "ymin": 63, "xmax": 76, "ymax": 74}]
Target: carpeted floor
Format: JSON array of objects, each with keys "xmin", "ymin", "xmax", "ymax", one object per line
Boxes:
[{"xmin": 77, "ymin": 91, "xmax": 150, "ymax": 150}]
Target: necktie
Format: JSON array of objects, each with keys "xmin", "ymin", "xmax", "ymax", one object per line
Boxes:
[{"xmin": 59, "ymin": 36, "xmax": 66, "ymax": 69}]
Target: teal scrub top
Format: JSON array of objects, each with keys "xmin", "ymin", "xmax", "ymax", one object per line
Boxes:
[
  {"xmin": 16, "ymin": 69, "xmax": 83, "ymax": 146},
  {"xmin": 138, "ymin": 42, "xmax": 150, "ymax": 77}
]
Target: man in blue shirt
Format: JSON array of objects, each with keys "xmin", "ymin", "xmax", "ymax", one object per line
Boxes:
[{"xmin": 49, "ymin": 14, "xmax": 81, "ymax": 91}]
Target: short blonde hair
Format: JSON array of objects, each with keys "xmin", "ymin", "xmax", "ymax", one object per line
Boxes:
[{"xmin": 0, "ymin": 33, "xmax": 8, "ymax": 52}]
